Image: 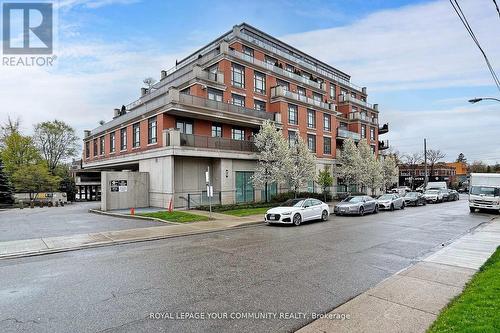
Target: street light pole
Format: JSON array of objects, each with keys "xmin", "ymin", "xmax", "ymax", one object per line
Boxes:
[{"xmin": 468, "ymin": 97, "xmax": 500, "ymax": 104}]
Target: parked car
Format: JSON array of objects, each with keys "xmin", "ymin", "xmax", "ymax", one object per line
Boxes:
[
  {"xmin": 448, "ymin": 190, "xmax": 460, "ymax": 201},
  {"xmin": 404, "ymin": 192, "xmax": 427, "ymax": 206},
  {"xmin": 423, "ymin": 189, "xmax": 444, "ymax": 203},
  {"xmin": 440, "ymin": 189, "xmax": 451, "ymax": 201},
  {"xmin": 265, "ymin": 198, "xmax": 330, "ymax": 226},
  {"xmin": 334, "ymin": 195, "xmax": 378, "ymax": 216},
  {"xmin": 392, "ymin": 186, "xmax": 411, "ymax": 196},
  {"xmin": 377, "ymin": 193, "xmax": 405, "ymax": 211}
]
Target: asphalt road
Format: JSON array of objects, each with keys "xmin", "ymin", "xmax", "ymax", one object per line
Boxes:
[
  {"xmin": 0, "ymin": 198, "xmax": 496, "ymax": 333},
  {"xmin": 0, "ymin": 202, "xmax": 164, "ymax": 242}
]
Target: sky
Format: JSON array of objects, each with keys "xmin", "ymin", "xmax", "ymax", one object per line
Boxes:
[{"xmin": 1, "ymin": 0, "xmax": 499, "ymax": 164}]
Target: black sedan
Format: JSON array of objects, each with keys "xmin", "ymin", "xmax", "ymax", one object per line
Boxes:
[{"xmin": 404, "ymin": 192, "xmax": 427, "ymax": 206}]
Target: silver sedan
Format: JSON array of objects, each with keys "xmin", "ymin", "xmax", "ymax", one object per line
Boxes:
[
  {"xmin": 334, "ymin": 195, "xmax": 379, "ymax": 216},
  {"xmin": 377, "ymin": 193, "xmax": 405, "ymax": 211}
]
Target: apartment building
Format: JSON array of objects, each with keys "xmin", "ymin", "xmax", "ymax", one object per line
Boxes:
[{"xmin": 82, "ymin": 23, "xmax": 389, "ymax": 208}]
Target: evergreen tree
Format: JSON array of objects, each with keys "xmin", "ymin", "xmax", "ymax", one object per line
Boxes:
[{"xmin": 0, "ymin": 157, "xmax": 14, "ymax": 205}]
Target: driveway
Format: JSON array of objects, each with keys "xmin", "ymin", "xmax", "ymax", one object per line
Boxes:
[
  {"xmin": 0, "ymin": 198, "xmax": 497, "ymax": 333},
  {"xmin": 0, "ymin": 202, "xmax": 165, "ymax": 242}
]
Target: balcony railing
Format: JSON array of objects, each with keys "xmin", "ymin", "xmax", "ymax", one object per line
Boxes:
[
  {"xmin": 229, "ymin": 49, "xmax": 323, "ymax": 90},
  {"xmin": 349, "ymin": 112, "xmax": 378, "ymax": 125},
  {"xmin": 337, "ymin": 128, "xmax": 361, "ymax": 141},
  {"xmin": 379, "ymin": 140, "xmax": 389, "ymax": 150},
  {"xmin": 177, "ymin": 94, "xmax": 276, "ymax": 121},
  {"xmin": 338, "ymin": 94, "xmax": 375, "ymax": 110},
  {"xmin": 180, "ymin": 133, "xmax": 256, "ymax": 152},
  {"xmin": 379, "ymin": 123, "xmax": 389, "ymax": 134},
  {"xmin": 238, "ymin": 32, "xmax": 363, "ymax": 92},
  {"xmin": 270, "ymin": 86, "xmax": 334, "ymax": 111}
]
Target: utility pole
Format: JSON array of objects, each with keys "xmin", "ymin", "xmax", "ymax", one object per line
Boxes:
[{"xmin": 424, "ymin": 138, "xmax": 428, "ymax": 189}]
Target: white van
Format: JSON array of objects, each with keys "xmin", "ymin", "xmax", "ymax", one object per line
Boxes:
[{"xmin": 469, "ymin": 173, "xmax": 500, "ymax": 213}]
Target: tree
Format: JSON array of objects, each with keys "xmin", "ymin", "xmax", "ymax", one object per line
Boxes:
[
  {"xmin": 33, "ymin": 120, "xmax": 79, "ymax": 174},
  {"xmin": 338, "ymin": 138, "xmax": 362, "ymax": 193},
  {"xmin": 456, "ymin": 153, "xmax": 467, "ymax": 163},
  {"xmin": 0, "ymin": 157, "xmax": 14, "ymax": 205},
  {"xmin": 469, "ymin": 161, "xmax": 487, "ymax": 173},
  {"xmin": 427, "ymin": 149, "xmax": 446, "ymax": 176},
  {"xmin": 54, "ymin": 164, "xmax": 77, "ymax": 202},
  {"xmin": 11, "ymin": 164, "xmax": 60, "ymax": 199},
  {"xmin": 403, "ymin": 152, "xmax": 423, "ymax": 190},
  {"xmin": 381, "ymin": 155, "xmax": 399, "ymax": 191},
  {"xmin": 358, "ymin": 140, "xmax": 382, "ymax": 195},
  {"xmin": 286, "ymin": 135, "xmax": 316, "ymax": 197},
  {"xmin": 0, "ymin": 132, "xmax": 41, "ymax": 176},
  {"xmin": 251, "ymin": 120, "xmax": 291, "ymax": 202},
  {"xmin": 0, "ymin": 116, "xmax": 21, "ymax": 148},
  {"xmin": 316, "ymin": 166, "xmax": 334, "ymax": 202}
]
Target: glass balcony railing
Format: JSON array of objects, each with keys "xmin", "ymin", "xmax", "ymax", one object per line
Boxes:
[
  {"xmin": 337, "ymin": 128, "xmax": 361, "ymax": 141},
  {"xmin": 180, "ymin": 133, "xmax": 256, "ymax": 152},
  {"xmin": 338, "ymin": 94, "xmax": 375, "ymax": 110},
  {"xmin": 270, "ymin": 86, "xmax": 334, "ymax": 111},
  {"xmin": 349, "ymin": 112, "xmax": 378, "ymax": 125}
]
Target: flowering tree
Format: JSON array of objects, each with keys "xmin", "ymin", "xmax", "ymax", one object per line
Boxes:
[
  {"xmin": 337, "ymin": 138, "xmax": 362, "ymax": 192},
  {"xmin": 252, "ymin": 120, "xmax": 290, "ymax": 201},
  {"xmin": 286, "ymin": 134, "xmax": 316, "ymax": 197},
  {"xmin": 381, "ymin": 155, "xmax": 399, "ymax": 191},
  {"xmin": 358, "ymin": 140, "xmax": 382, "ymax": 195}
]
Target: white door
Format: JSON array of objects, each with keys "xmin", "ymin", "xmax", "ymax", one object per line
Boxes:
[{"xmin": 302, "ymin": 199, "xmax": 316, "ymax": 221}]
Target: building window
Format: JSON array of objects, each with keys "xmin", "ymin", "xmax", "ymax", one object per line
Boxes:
[
  {"xmin": 288, "ymin": 131, "xmax": 297, "ymax": 147},
  {"xmin": 330, "ymin": 83, "xmax": 336, "ymax": 99},
  {"xmin": 120, "ymin": 128, "xmax": 127, "ymax": 151},
  {"xmin": 176, "ymin": 119, "xmax": 193, "ymax": 134},
  {"xmin": 307, "ymin": 109, "xmax": 316, "ymax": 128},
  {"xmin": 242, "ymin": 45, "xmax": 254, "ymax": 57},
  {"xmin": 288, "ymin": 104, "xmax": 298, "ymax": 125},
  {"xmin": 180, "ymin": 87, "xmax": 190, "ymax": 95},
  {"xmin": 297, "ymin": 86, "xmax": 306, "ymax": 96},
  {"xmin": 212, "ymin": 123, "xmax": 222, "ymax": 137},
  {"xmin": 340, "ymin": 121, "xmax": 348, "ymax": 129},
  {"xmin": 231, "ymin": 127, "xmax": 244, "ymax": 141},
  {"xmin": 85, "ymin": 141, "xmax": 90, "ymax": 158},
  {"xmin": 231, "ymin": 63, "xmax": 245, "ymax": 88},
  {"xmin": 307, "ymin": 134, "xmax": 316, "ymax": 153},
  {"xmin": 232, "ymin": 94, "xmax": 245, "ymax": 107},
  {"xmin": 100, "ymin": 136, "xmax": 105, "ymax": 155},
  {"xmin": 133, "ymin": 123, "xmax": 140, "ymax": 148},
  {"xmin": 324, "ymin": 137, "xmax": 332, "ymax": 154},
  {"xmin": 276, "ymin": 79, "xmax": 289, "ymax": 91},
  {"xmin": 265, "ymin": 55, "xmax": 277, "ymax": 66},
  {"xmin": 148, "ymin": 117, "xmax": 157, "ymax": 144},
  {"xmin": 110, "ymin": 132, "xmax": 115, "ymax": 152},
  {"xmin": 350, "ymin": 92, "xmax": 356, "ymax": 98},
  {"xmin": 208, "ymin": 88, "xmax": 223, "ymax": 102},
  {"xmin": 324, "ymin": 114, "xmax": 331, "ymax": 131},
  {"xmin": 93, "ymin": 139, "xmax": 98, "ymax": 156},
  {"xmin": 370, "ymin": 127, "xmax": 375, "ymax": 140},
  {"xmin": 341, "ymin": 88, "xmax": 348, "ymax": 96},
  {"xmin": 254, "ymin": 100, "xmax": 266, "ymax": 112},
  {"xmin": 361, "ymin": 125, "xmax": 366, "ymax": 138},
  {"xmin": 313, "ymin": 92, "xmax": 322, "ymax": 102},
  {"xmin": 254, "ymin": 71, "xmax": 266, "ymax": 94},
  {"xmin": 285, "ymin": 64, "xmax": 294, "ymax": 72},
  {"xmin": 208, "ymin": 64, "xmax": 218, "ymax": 75}
]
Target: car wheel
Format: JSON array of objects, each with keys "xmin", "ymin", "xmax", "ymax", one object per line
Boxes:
[
  {"xmin": 374, "ymin": 205, "xmax": 379, "ymax": 214},
  {"xmin": 390, "ymin": 203, "xmax": 394, "ymax": 211},
  {"xmin": 321, "ymin": 210, "xmax": 329, "ymax": 221},
  {"xmin": 359, "ymin": 206, "xmax": 365, "ymax": 216},
  {"xmin": 469, "ymin": 207, "xmax": 475, "ymax": 213},
  {"xmin": 293, "ymin": 213, "xmax": 302, "ymax": 226},
  {"xmin": 401, "ymin": 202, "xmax": 405, "ymax": 210}
]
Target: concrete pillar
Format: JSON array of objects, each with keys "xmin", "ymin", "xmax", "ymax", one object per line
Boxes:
[
  {"xmin": 219, "ymin": 159, "xmax": 234, "ymax": 204},
  {"xmin": 220, "ymin": 41, "xmax": 229, "ymax": 54},
  {"xmin": 166, "ymin": 128, "xmax": 181, "ymax": 147},
  {"xmin": 167, "ymin": 87, "xmax": 179, "ymax": 103}
]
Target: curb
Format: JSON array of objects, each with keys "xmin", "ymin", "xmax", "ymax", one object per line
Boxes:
[
  {"xmin": 88, "ymin": 209, "xmax": 183, "ymax": 225},
  {"xmin": 0, "ymin": 220, "xmax": 263, "ymax": 261}
]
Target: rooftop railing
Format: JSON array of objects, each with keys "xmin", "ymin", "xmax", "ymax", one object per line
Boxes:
[{"xmin": 349, "ymin": 112, "xmax": 378, "ymax": 125}]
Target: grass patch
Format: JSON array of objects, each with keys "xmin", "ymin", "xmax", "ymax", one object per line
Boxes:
[
  {"xmin": 427, "ymin": 246, "xmax": 500, "ymax": 333},
  {"xmin": 137, "ymin": 211, "xmax": 210, "ymax": 223},
  {"xmin": 222, "ymin": 207, "xmax": 270, "ymax": 217}
]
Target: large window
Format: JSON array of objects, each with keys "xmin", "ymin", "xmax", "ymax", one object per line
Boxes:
[
  {"xmin": 285, "ymin": 64, "xmax": 294, "ymax": 72},
  {"xmin": 231, "ymin": 63, "xmax": 245, "ymax": 88},
  {"xmin": 93, "ymin": 139, "xmax": 97, "ymax": 156},
  {"xmin": 176, "ymin": 119, "xmax": 193, "ymax": 134},
  {"xmin": 288, "ymin": 104, "xmax": 298, "ymax": 125},
  {"xmin": 110, "ymin": 132, "xmax": 115, "ymax": 153},
  {"xmin": 370, "ymin": 127, "xmax": 375, "ymax": 140},
  {"xmin": 254, "ymin": 100, "xmax": 266, "ymax": 112},
  {"xmin": 100, "ymin": 136, "xmax": 105, "ymax": 155},
  {"xmin": 307, "ymin": 134, "xmax": 316, "ymax": 153},
  {"xmin": 265, "ymin": 55, "xmax": 277, "ymax": 66},
  {"xmin": 297, "ymin": 86, "xmax": 306, "ymax": 96},
  {"xmin": 254, "ymin": 71, "xmax": 266, "ymax": 94},
  {"xmin": 232, "ymin": 94, "xmax": 245, "ymax": 107},
  {"xmin": 133, "ymin": 123, "xmax": 140, "ymax": 148},
  {"xmin": 243, "ymin": 45, "xmax": 254, "ymax": 57},
  {"xmin": 212, "ymin": 123, "xmax": 222, "ymax": 137},
  {"xmin": 85, "ymin": 141, "xmax": 90, "ymax": 158},
  {"xmin": 307, "ymin": 109, "xmax": 316, "ymax": 128},
  {"xmin": 313, "ymin": 92, "xmax": 322, "ymax": 102},
  {"xmin": 361, "ymin": 125, "xmax": 366, "ymax": 138},
  {"xmin": 231, "ymin": 127, "xmax": 244, "ymax": 141},
  {"xmin": 120, "ymin": 128, "xmax": 127, "ymax": 151},
  {"xmin": 148, "ymin": 117, "xmax": 157, "ymax": 144},
  {"xmin": 277, "ymin": 79, "xmax": 289, "ymax": 91},
  {"xmin": 324, "ymin": 114, "xmax": 331, "ymax": 131},
  {"xmin": 288, "ymin": 131, "xmax": 297, "ymax": 147},
  {"xmin": 330, "ymin": 83, "xmax": 336, "ymax": 99},
  {"xmin": 324, "ymin": 137, "xmax": 332, "ymax": 154},
  {"xmin": 208, "ymin": 88, "xmax": 223, "ymax": 102}
]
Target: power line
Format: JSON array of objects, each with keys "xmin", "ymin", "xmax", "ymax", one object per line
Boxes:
[
  {"xmin": 493, "ymin": 0, "xmax": 500, "ymax": 19},
  {"xmin": 449, "ymin": 0, "xmax": 500, "ymax": 93}
]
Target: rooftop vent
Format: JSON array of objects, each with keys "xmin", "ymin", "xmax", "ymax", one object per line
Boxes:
[
  {"xmin": 84, "ymin": 130, "xmax": 91, "ymax": 138},
  {"xmin": 161, "ymin": 70, "xmax": 167, "ymax": 79}
]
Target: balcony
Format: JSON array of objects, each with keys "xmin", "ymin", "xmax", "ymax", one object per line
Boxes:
[
  {"xmin": 337, "ymin": 128, "xmax": 361, "ymax": 141},
  {"xmin": 379, "ymin": 140, "xmax": 389, "ymax": 150},
  {"xmin": 379, "ymin": 123, "xmax": 389, "ymax": 135},
  {"xmin": 180, "ymin": 133, "xmax": 256, "ymax": 152},
  {"xmin": 349, "ymin": 112, "xmax": 378, "ymax": 125},
  {"xmin": 338, "ymin": 94, "xmax": 377, "ymax": 111},
  {"xmin": 228, "ymin": 49, "xmax": 324, "ymax": 91},
  {"xmin": 270, "ymin": 86, "xmax": 335, "ymax": 111}
]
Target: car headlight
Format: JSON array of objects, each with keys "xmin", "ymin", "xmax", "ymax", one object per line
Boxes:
[{"xmin": 281, "ymin": 211, "xmax": 292, "ymax": 215}]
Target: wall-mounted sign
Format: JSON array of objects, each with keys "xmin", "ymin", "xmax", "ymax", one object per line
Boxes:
[{"xmin": 110, "ymin": 180, "xmax": 128, "ymax": 192}]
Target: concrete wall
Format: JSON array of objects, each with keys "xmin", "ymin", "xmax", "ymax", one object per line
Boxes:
[
  {"xmin": 139, "ymin": 156, "xmax": 174, "ymax": 208},
  {"xmin": 101, "ymin": 171, "xmax": 149, "ymax": 211}
]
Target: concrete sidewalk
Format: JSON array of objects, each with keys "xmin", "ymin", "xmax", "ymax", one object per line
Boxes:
[
  {"xmin": 297, "ymin": 217, "xmax": 500, "ymax": 333},
  {"xmin": 0, "ymin": 214, "xmax": 263, "ymax": 260}
]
